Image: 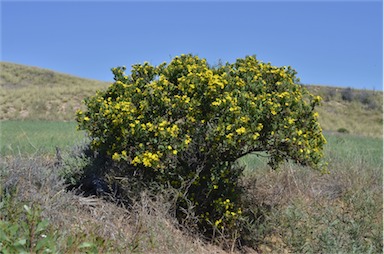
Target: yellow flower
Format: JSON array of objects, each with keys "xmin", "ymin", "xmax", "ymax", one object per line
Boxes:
[
  {"xmin": 184, "ymin": 135, "xmax": 192, "ymax": 145},
  {"xmin": 236, "ymin": 127, "xmax": 246, "ymax": 135},
  {"xmin": 142, "ymin": 157, "xmax": 151, "ymax": 167},
  {"xmin": 112, "ymin": 152, "xmax": 120, "ymax": 161},
  {"xmin": 240, "ymin": 116, "xmax": 249, "ymax": 123},
  {"xmin": 226, "ymin": 133, "xmax": 233, "ymax": 139},
  {"xmin": 159, "ymin": 120, "xmax": 168, "ymax": 128},
  {"xmin": 314, "ymin": 95, "xmax": 322, "ymax": 103},
  {"xmin": 214, "ymin": 219, "xmax": 222, "ymax": 227},
  {"xmin": 167, "ymin": 124, "xmax": 179, "ymax": 138},
  {"xmin": 187, "ymin": 116, "xmax": 196, "ymax": 122},
  {"xmin": 84, "ymin": 116, "xmax": 90, "ymax": 121},
  {"xmin": 252, "ymin": 133, "xmax": 260, "ymax": 140},
  {"xmin": 146, "ymin": 122, "xmax": 154, "ymax": 131},
  {"xmin": 172, "ymin": 150, "xmax": 178, "ymax": 155},
  {"xmin": 132, "ymin": 156, "xmax": 141, "ymax": 166},
  {"xmin": 229, "ymin": 106, "xmax": 240, "ymax": 112},
  {"xmin": 236, "ymin": 79, "xmax": 245, "ymax": 87}
]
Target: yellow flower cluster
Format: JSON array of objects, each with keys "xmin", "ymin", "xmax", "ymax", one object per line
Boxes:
[
  {"xmin": 235, "ymin": 127, "xmax": 246, "ymax": 135},
  {"xmin": 213, "ymin": 198, "xmax": 243, "ymax": 230},
  {"xmin": 132, "ymin": 151, "xmax": 162, "ymax": 168}
]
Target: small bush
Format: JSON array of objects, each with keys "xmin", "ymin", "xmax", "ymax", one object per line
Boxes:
[
  {"xmin": 76, "ymin": 54, "xmax": 327, "ymax": 246},
  {"xmin": 337, "ymin": 128, "xmax": 349, "ymax": 134},
  {"xmin": 324, "ymin": 88, "xmax": 336, "ymax": 102},
  {"xmin": 357, "ymin": 91, "xmax": 379, "ymax": 110},
  {"xmin": 341, "ymin": 87, "xmax": 354, "ymax": 102},
  {"xmin": 358, "ymin": 91, "xmax": 371, "ymax": 105},
  {"xmin": 0, "ymin": 196, "xmax": 59, "ymax": 254}
]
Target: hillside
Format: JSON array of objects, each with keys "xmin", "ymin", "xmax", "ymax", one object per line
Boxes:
[
  {"xmin": 1, "ymin": 62, "xmax": 382, "ymax": 137},
  {"xmin": 0, "ymin": 62, "xmax": 110, "ymax": 121},
  {"xmin": 306, "ymin": 85, "xmax": 382, "ymax": 137}
]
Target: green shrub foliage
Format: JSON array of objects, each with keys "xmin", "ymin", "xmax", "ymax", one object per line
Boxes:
[{"xmin": 77, "ymin": 54, "xmax": 326, "ymax": 237}]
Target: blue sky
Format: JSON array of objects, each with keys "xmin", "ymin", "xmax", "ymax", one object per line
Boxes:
[{"xmin": 1, "ymin": 1, "xmax": 383, "ymax": 90}]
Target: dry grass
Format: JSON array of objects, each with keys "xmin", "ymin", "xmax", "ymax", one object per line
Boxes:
[
  {"xmin": 0, "ymin": 155, "xmax": 229, "ymax": 253},
  {"xmin": 240, "ymin": 164, "xmax": 382, "ymax": 253},
  {"xmin": 239, "ymin": 133, "xmax": 383, "ymax": 253}
]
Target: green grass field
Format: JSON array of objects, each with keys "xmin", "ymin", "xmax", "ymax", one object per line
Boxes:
[
  {"xmin": 0, "ymin": 120, "xmax": 85, "ymax": 156},
  {"xmin": 3, "ymin": 120, "xmax": 382, "ymax": 169}
]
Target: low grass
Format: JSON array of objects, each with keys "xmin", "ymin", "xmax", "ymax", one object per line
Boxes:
[
  {"xmin": 0, "ymin": 120, "xmax": 84, "ymax": 156},
  {"xmin": 239, "ymin": 132, "xmax": 382, "ymax": 172}
]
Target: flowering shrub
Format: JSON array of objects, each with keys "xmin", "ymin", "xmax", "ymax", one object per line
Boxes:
[{"xmin": 77, "ymin": 54, "xmax": 326, "ymax": 239}]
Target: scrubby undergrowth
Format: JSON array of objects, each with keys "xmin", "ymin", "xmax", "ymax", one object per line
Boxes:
[
  {"xmin": 1, "ymin": 132, "xmax": 381, "ymax": 253},
  {"xmin": 0, "ymin": 155, "xmax": 228, "ymax": 253}
]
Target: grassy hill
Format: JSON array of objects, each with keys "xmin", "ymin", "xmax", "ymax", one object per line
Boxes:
[
  {"xmin": 306, "ymin": 85, "xmax": 382, "ymax": 137},
  {"xmin": 1, "ymin": 62, "xmax": 382, "ymax": 137},
  {"xmin": 0, "ymin": 62, "xmax": 110, "ymax": 121}
]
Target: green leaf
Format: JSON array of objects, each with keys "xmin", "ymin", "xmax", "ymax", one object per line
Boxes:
[
  {"xmin": 36, "ymin": 219, "xmax": 49, "ymax": 233},
  {"xmin": 78, "ymin": 241, "xmax": 96, "ymax": 248},
  {"xmin": 13, "ymin": 238, "xmax": 27, "ymax": 247},
  {"xmin": 23, "ymin": 205, "xmax": 31, "ymax": 215},
  {"xmin": 35, "ymin": 236, "xmax": 55, "ymax": 252},
  {"xmin": 0, "ymin": 228, "xmax": 10, "ymax": 243}
]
